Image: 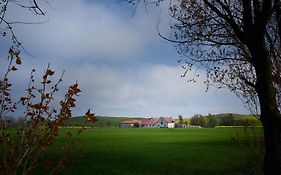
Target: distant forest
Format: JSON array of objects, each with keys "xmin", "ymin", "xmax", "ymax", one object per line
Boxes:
[{"xmin": 185, "ymin": 114, "xmax": 262, "ymax": 128}]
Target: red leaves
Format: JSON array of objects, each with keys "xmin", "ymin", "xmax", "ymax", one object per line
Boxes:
[
  {"xmin": 42, "ymin": 68, "xmax": 55, "ymax": 84},
  {"xmin": 8, "ymin": 49, "xmax": 22, "ymax": 65},
  {"xmin": 68, "ymin": 83, "xmax": 81, "ymax": 95},
  {"xmin": 20, "ymin": 97, "xmax": 27, "ymax": 105},
  {"xmin": 28, "ymin": 103, "xmax": 42, "ymax": 110},
  {"xmin": 67, "ymin": 97, "xmax": 76, "ymax": 107},
  {"xmin": 8, "ymin": 49, "xmax": 13, "ymax": 56},
  {"xmin": 85, "ymin": 109, "xmax": 96, "ymax": 123},
  {"xmin": 3, "ymin": 91, "xmax": 9, "ymax": 96},
  {"xmin": 45, "ymin": 93, "xmax": 51, "ymax": 99},
  {"xmin": 10, "ymin": 66, "xmax": 17, "ymax": 71},
  {"xmin": 15, "ymin": 56, "xmax": 22, "ymax": 65},
  {"xmin": 1, "ymin": 49, "xmax": 95, "ymax": 175},
  {"xmin": 46, "ymin": 69, "xmax": 55, "ymax": 76}
]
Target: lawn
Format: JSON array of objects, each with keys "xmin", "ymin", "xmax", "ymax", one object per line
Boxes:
[{"xmin": 57, "ymin": 128, "xmax": 263, "ymax": 175}]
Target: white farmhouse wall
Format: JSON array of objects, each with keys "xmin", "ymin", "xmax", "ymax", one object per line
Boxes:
[{"xmin": 168, "ymin": 123, "xmax": 175, "ymax": 128}]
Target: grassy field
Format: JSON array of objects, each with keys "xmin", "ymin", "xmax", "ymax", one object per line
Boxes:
[{"xmin": 54, "ymin": 127, "xmax": 263, "ymax": 175}]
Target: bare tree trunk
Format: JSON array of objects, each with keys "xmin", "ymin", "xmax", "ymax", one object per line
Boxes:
[
  {"xmin": 261, "ymin": 113, "xmax": 281, "ymax": 175},
  {"xmin": 254, "ymin": 48, "xmax": 281, "ymax": 174}
]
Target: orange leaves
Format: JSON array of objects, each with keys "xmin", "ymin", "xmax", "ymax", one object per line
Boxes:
[
  {"xmin": 8, "ymin": 48, "xmax": 22, "ymax": 65},
  {"xmin": 45, "ymin": 93, "xmax": 51, "ymax": 99},
  {"xmin": 8, "ymin": 48, "xmax": 13, "ymax": 56},
  {"xmin": 10, "ymin": 66, "xmax": 17, "ymax": 71},
  {"xmin": 1, "ymin": 49, "xmax": 95, "ymax": 175},
  {"xmin": 28, "ymin": 103, "xmax": 48, "ymax": 111},
  {"xmin": 67, "ymin": 97, "xmax": 76, "ymax": 107},
  {"xmin": 85, "ymin": 109, "xmax": 96, "ymax": 123},
  {"xmin": 68, "ymin": 83, "xmax": 81, "ymax": 96},
  {"xmin": 56, "ymin": 82, "xmax": 82, "ymax": 125},
  {"xmin": 0, "ymin": 50, "xmax": 86, "ymax": 175},
  {"xmin": 15, "ymin": 56, "xmax": 22, "ymax": 65},
  {"xmin": 3, "ymin": 91, "xmax": 9, "ymax": 96},
  {"xmin": 42, "ymin": 68, "xmax": 55, "ymax": 84},
  {"xmin": 20, "ymin": 97, "xmax": 27, "ymax": 105},
  {"xmin": 46, "ymin": 69, "xmax": 55, "ymax": 76}
]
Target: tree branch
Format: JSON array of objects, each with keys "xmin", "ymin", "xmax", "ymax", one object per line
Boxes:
[
  {"xmin": 242, "ymin": 0, "xmax": 254, "ymax": 39},
  {"xmin": 202, "ymin": 0, "xmax": 247, "ymax": 43}
]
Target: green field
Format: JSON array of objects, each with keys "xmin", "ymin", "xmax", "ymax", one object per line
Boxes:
[{"xmin": 57, "ymin": 128, "xmax": 263, "ymax": 175}]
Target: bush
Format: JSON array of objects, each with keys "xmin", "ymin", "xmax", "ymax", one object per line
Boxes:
[{"xmin": 0, "ymin": 49, "xmax": 96, "ymax": 174}]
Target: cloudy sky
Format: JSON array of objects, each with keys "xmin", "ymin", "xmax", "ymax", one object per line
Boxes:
[{"xmin": 0, "ymin": 0, "xmax": 249, "ymax": 117}]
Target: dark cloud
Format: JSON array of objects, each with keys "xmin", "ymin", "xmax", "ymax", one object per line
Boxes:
[{"xmin": 0, "ymin": 0, "xmax": 249, "ymax": 117}]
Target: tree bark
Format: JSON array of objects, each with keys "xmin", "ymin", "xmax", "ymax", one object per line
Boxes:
[
  {"xmin": 253, "ymin": 47, "xmax": 281, "ymax": 175},
  {"xmin": 261, "ymin": 113, "xmax": 281, "ymax": 175}
]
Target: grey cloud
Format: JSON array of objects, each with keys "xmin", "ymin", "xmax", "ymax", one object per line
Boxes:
[
  {"xmin": 1, "ymin": 0, "xmax": 249, "ymax": 117},
  {"xmin": 9, "ymin": 0, "xmax": 159, "ymax": 62},
  {"xmin": 65, "ymin": 64, "xmax": 248, "ymax": 117}
]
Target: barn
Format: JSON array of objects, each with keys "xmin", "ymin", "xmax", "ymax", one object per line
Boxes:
[
  {"xmin": 139, "ymin": 117, "xmax": 175, "ymax": 128},
  {"xmin": 120, "ymin": 117, "xmax": 175, "ymax": 128},
  {"xmin": 120, "ymin": 120, "xmax": 140, "ymax": 128}
]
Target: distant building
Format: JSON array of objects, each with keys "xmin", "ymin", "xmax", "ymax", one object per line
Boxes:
[
  {"xmin": 120, "ymin": 117, "xmax": 176, "ymax": 128},
  {"xmin": 175, "ymin": 123, "xmax": 187, "ymax": 128},
  {"xmin": 139, "ymin": 117, "xmax": 175, "ymax": 128},
  {"xmin": 120, "ymin": 120, "xmax": 140, "ymax": 128}
]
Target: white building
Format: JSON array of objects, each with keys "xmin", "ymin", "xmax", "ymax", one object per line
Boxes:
[
  {"xmin": 120, "ymin": 120, "xmax": 140, "ymax": 128},
  {"xmin": 120, "ymin": 117, "xmax": 176, "ymax": 128},
  {"xmin": 139, "ymin": 117, "xmax": 175, "ymax": 128}
]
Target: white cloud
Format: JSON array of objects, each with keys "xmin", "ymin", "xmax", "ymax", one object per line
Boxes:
[
  {"xmin": 0, "ymin": 0, "xmax": 249, "ymax": 118},
  {"xmin": 65, "ymin": 64, "xmax": 248, "ymax": 117}
]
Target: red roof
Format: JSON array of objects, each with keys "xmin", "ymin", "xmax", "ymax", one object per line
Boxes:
[
  {"xmin": 163, "ymin": 117, "xmax": 175, "ymax": 123},
  {"xmin": 139, "ymin": 118, "xmax": 159, "ymax": 125},
  {"xmin": 139, "ymin": 117, "xmax": 175, "ymax": 125},
  {"xmin": 121, "ymin": 120, "xmax": 140, "ymax": 124}
]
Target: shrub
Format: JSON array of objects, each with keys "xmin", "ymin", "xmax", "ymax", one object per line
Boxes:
[{"xmin": 0, "ymin": 49, "xmax": 96, "ymax": 175}]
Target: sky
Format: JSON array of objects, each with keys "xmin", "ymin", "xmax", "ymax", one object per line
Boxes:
[{"xmin": 0, "ymin": 0, "xmax": 250, "ymax": 118}]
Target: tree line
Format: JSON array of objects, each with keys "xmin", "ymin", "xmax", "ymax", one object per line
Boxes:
[{"xmin": 188, "ymin": 114, "xmax": 262, "ymax": 128}]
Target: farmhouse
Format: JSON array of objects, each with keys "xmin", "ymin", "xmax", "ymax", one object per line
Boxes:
[
  {"xmin": 120, "ymin": 120, "xmax": 140, "ymax": 128},
  {"xmin": 120, "ymin": 117, "xmax": 175, "ymax": 128},
  {"xmin": 140, "ymin": 117, "xmax": 175, "ymax": 128}
]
